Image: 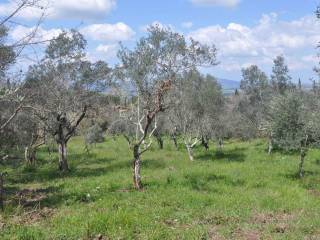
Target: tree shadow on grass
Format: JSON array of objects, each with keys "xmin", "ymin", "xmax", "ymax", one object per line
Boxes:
[
  {"xmin": 183, "ymin": 172, "xmax": 245, "ymax": 191},
  {"xmin": 5, "ymin": 183, "xmax": 106, "ymax": 210},
  {"xmin": 4, "ymin": 184, "xmax": 63, "ymax": 209},
  {"xmin": 197, "ymin": 148, "xmax": 246, "ymax": 163},
  {"xmin": 315, "ymin": 159, "xmax": 320, "ymax": 165},
  {"xmin": 143, "ymin": 158, "xmax": 166, "ymax": 169},
  {"xmin": 267, "ymin": 147, "xmax": 300, "ymax": 156},
  {"xmin": 282, "ymin": 170, "xmax": 316, "ymax": 180},
  {"xmin": 68, "ymin": 153, "xmax": 118, "ymax": 166},
  {"xmin": 6, "ymin": 157, "xmax": 129, "ymax": 184}
]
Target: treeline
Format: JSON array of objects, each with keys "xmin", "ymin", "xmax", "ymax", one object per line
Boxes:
[{"xmin": 1, "ymin": 3, "xmax": 320, "ymax": 190}]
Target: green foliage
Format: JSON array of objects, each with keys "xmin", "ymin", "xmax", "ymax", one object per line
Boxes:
[
  {"xmin": 0, "ymin": 26, "xmax": 15, "ymax": 77},
  {"xmin": 240, "ymin": 65, "xmax": 269, "ymax": 103},
  {"xmin": 268, "ymin": 91, "xmax": 320, "ymax": 151},
  {"xmin": 117, "ymin": 24, "xmax": 218, "ymax": 111},
  {"xmin": 171, "ymin": 70, "xmax": 224, "ymax": 139},
  {"xmin": 85, "ymin": 124, "xmax": 105, "ymax": 145},
  {"xmin": 237, "ymin": 65, "xmax": 271, "ymax": 136},
  {"xmin": 45, "ymin": 29, "xmax": 87, "ymax": 61},
  {"xmin": 271, "ymin": 55, "xmax": 292, "ymax": 94}
]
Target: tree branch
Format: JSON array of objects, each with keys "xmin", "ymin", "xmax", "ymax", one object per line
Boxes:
[
  {"xmin": 65, "ymin": 106, "xmax": 87, "ymax": 142},
  {"xmin": 0, "ymin": 104, "xmax": 22, "ymax": 132}
]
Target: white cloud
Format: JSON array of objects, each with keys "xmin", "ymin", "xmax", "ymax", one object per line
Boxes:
[
  {"xmin": 10, "ymin": 25, "xmax": 62, "ymax": 43},
  {"xmin": 0, "ymin": 0, "xmax": 116, "ymax": 20},
  {"xmin": 81, "ymin": 23, "xmax": 135, "ymax": 42},
  {"xmin": 182, "ymin": 21, "xmax": 193, "ymax": 29},
  {"xmin": 96, "ymin": 44, "xmax": 118, "ymax": 59},
  {"xmin": 188, "ymin": 13, "xmax": 320, "ymax": 72},
  {"xmin": 302, "ymin": 54, "xmax": 318, "ymax": 64},
  {"xmin": 190, "ymin": 0, "xmax": 241, "ymax": 8}
]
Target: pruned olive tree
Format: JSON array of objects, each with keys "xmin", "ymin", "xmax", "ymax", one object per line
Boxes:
[
  {"xmin": 170, "ymin": 70, "xmax": 223, "ymax": 161},
  {"xmin": 24, "ymin": 30, "xmax": 111, "ymax": 171},
  {"xmin": 116, "ymin": 25, "xmax": 218, "ymax": 189}
]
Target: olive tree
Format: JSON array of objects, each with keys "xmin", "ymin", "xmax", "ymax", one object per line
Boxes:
[
  {"xmin": 0, "ymin": 26, "xmax": 23, "ymax": 159},
  {"xmin": 0, "ymin": 0, "xmax": 50, "ymax": 162},
  {"xmin": 25, "ymin": 30, "xmax": 111, "ymax": 171},
  {"xmin": 271, "ymin": 55, "xmax": 292, "ymax": 95},
  {"xmin": 85, "ymin": 124, "xmax": 105, "ymax": 146},
  {"xmin": 116, "ymin": 25, "xmax": 218, "ymax": 189},
  {"xmin": 170, "ymin": 70, "xmax": 224, "ymax": 161},
  {"xmin": 268, "ymin": 91, "xmax": 320, "ymax": 177}
]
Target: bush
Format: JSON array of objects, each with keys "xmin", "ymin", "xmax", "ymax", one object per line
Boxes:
[{"xmin": 85, "ymin": 124, "xmax": 105, "ymax": 146}]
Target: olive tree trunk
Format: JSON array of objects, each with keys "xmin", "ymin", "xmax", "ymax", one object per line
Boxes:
[
  {"xmin": 268, "ymin": 134, "xmax": 273, "ymax": 155},
  {"xmin": 299, "ymin": 148, "xmax": 306, "ymax": 178},
  {"xmin": 186, "ymin": 144, "xmax": 194, "ymax": 161},
  {"xmin": 218, "ymin": 138, "xmax": 224, "ymax": 150},
  {"xmin": 0, "ymin": 173, "xmax": 4, "ymax": 211},
  {"xmin": 172, "ymin": 135, "xmax": 178, "ymax": 149},
  {"xmin": 298, "ymin": 135, "xmax": 309, "ymax": 178},
  {"xmin": 184, "ymin": 138, "xmax": 199, "ymax": 161},
  {"xmin": 201, "ymin": 136, "xmax": 209, "ymax": 151},
  {"xmin": 24, "ymin": 146, "xmax": 36, "ymax": 165},
  {"xmin": 133, "ymin": 145, "xmax": 142, "ymax": 189},
  {"xmin": 156, "ymin": 135, "xmax": 164, "ymax": 149},
  {"xmin": 58, "ymin": 142, "xmax": 69, "ymax": 171}
]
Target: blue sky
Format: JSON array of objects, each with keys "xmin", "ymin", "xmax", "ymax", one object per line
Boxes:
[{"xmin": 1, "ymin": 0, "xmax": 320, "ymax": 82}]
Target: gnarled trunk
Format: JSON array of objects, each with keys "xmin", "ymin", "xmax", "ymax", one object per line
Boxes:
[
  {"xmin": 171, "ymin": 134, "xmax": 178, "ymax": 150},
  {"xmin": 186, "ymin": 144, "xmax": 194, "ymax": 161},
  {"xmin": 298, "ymin": 135, "xmax": 309, "ymax": 178},
  {"xmin": 58, "ymin": 142, "xmax": 69, "ymax": 171},
  {"xmin": 156, "ymin": 135, "xmax": 164, "ymax": 149},
  {"xmin": 133, "ymin": 145, "xmax": 142, "ymax": 190},
  {"xmin": 201, "ymin": 136, "xmax": 209, "ymax": 151},
  {"xmin": 268, "ymin": 134, "xmax": 273, "ymax": 155},
  {"xmin": 0, "ymin": 173, "xmax": 4, "ymax": 211},
  {"xmin": 218, "ymin": 138, "xmax": 224, "ymax": 150},
  {"xmin": 299, "ymin": 148, "xmax": 306, "ymax": 178},
  {"xmin": 25, "ymin": 146, "xmax": 36, "ymax": 165}
]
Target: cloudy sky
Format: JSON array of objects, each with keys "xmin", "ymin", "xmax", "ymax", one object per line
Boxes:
[{"xmin": 1, "ymin": 0, "xmax": 320, "ymax": 82}]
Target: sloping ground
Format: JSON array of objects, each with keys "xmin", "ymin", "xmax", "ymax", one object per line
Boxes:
[{"xmin": 1, "ymin": 137, "xmax": 320, "ymax": 239}]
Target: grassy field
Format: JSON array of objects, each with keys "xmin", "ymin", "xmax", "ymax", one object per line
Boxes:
[{"xmin": 1, "ymin": 137, "xmax": 320, "ymax": 239}]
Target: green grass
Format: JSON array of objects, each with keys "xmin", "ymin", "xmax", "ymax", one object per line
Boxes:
[{"xmin": 1, "ymin": 137, "xmax": 320, "ymax": 239}]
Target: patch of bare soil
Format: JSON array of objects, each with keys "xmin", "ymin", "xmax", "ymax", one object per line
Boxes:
[
  {"xmin": 198, "ymin": 215, "xmax": 239, "ymax": 226},
  {"xmin": 233, "ymin": 228, "xmax": 261, "ymax": 240},
  {"xmin": 251, "ymin": 210, "xmax": 295, "ymax": 235},
  {"xmin": 12, "ymin": 207, "xmax": 54, "ymax": 225},
  {"xmin": 5, "ymin": 187, "xmax": 55, "ymax": 227},
  {"xmin": 304, "ymin": 234, "xmax": 320, "ymax": 240},
  {"xmin": 162, "ymin": 218, "xmax": 191, "ymax": 230},
  {"xmin": 92, "ymin": 234, "xmax": 109, "ymax": 240},
  {"xmin": 196, "ymin": 215, "xmax": 239, "ymax": 240},
  {"xmin": 12, "ymin": 188, "xmax": 50, "ymax": 208},
  {"xmin": 207, "ymin": 226, "xmax": 225, "ymax": 240},
  {"xmin": 308, "ymin": 189, "xmax": 320, "ymax": 197}
]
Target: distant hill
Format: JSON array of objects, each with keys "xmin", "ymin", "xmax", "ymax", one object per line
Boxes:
[
  {"xmin": 120, "ymin": 77, "xmax": 240, "ymax": 96},
  {"xmin": 217, "ymin": 78, "xmax": 240, "ymax": 90}
]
